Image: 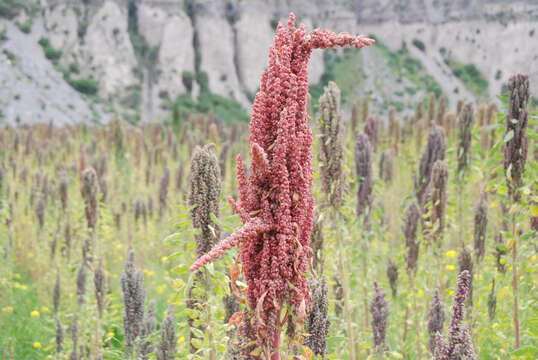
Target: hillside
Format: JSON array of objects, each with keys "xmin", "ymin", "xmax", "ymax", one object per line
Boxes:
[{"xmin": 0, "ymin": 0, "xmax": 537, "ymax": 124}]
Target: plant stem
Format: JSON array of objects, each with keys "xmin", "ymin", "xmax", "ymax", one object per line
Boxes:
[
  {"xmin": 511, "ymin": 213, "xmax": 520, "ymax": 349},
  {"xmin": 333, "ymin": 211, "xmax": 357, "ymax": 360}
]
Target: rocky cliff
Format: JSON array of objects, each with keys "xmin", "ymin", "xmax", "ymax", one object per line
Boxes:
[{"xmin": 0, "ymin": 0, "xmax": 537, "ymax": 124}]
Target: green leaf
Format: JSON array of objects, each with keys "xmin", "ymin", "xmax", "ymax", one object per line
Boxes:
[
  {"xmin": 504, "ymin": 130, "xmax": 514, "ymax": 143},
  {"xmin": 163, "ymin": 233, "xmax": 182, "ymax": 245},
  {"xmin": 171, "ymin": 264, "xmax": 189, "ymax": 275}
]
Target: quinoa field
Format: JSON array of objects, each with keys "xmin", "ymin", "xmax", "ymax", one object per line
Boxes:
[{"xmin": 0, "ymin": 11, "xmax": 537, "ymax": 360}]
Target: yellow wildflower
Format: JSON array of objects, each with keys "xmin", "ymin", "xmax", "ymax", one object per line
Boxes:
[
  {"xmin": 107, "ymin": 332, "xmax": 115, "ymax": 338},
  {"xmin": 445, "ymin": 265, "xmax": 455, "ymax": 271},
  {"xmin": 30, "ymin": 310, "xmax": 40, "ymax": 318},
  {"xmin": 178, "ymin": 336, "xmax": 185, "ymax": 343},
  {"xmin": 416, "ymin": 289, "xmax": 424, "ymax": 297},
  {"xmin": 41, "ymin": 306, "xmax": 50, "ymax": 313},
  {"xmin": 2, "ymin": 306, "xmax": 13, "ymax": 313},
  {"xmin": 33, "ymin": 342, "xmax": 42, "ymax": 349},
  {"xmin": 115, "ymin": 243, "xmax": 124, "ymax": 249},
  {"xmin": 446, "ymin": 250, "xmax": 457, "ymax": 258},
  {"xmin": 531, "ymin": 255, "xmax": 537, "ymax": 262},
  {"xmin": 143, "ymin": 269, "xmax": 155, "ymax": 277},
  {"xmin": 492, "ymin": 323, "xmax": 498, "ymax": 329},
  {"xmin": 161, "ymin": 256, "xmax": 169, "ymax": 263}
]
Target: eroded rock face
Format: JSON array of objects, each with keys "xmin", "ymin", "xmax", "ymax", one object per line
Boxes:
[
  {"xmin": 84, "ymin": 1, "xmax": 137, "ymax": 95},
  {"xmin": 6, "ymin": 0, "xmax": 538, "ymax": 124},
  {"xmin": 42, "ymin": 0, "xmax": 138, "ymax": 96}
]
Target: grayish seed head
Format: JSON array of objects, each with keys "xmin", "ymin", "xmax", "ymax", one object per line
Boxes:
[
  {"xmin": 81, "ymin": 167, "xmax": 99, "ymax": 230},
  {"xmin": 305, "ymin": 277, "xmax": 330, "ymax": 357},
  {"xmin": 157, "ymin": 306, "xmax": 177, "ymax": 360},
  {"xmin": 428, "ymin": 289, "xmax": 445, "ymax": 353},
  {"xmin": 56, "ymin": 316, "xmax": 63, "ymax": 354},
  {"xmin": 386, "ymin": 260, "xmax": 399, "ymax": 298},
  {"xmin": 504, "ymin": 74, "xmax": 529, "ymax": 202},
  {"xmin": 458, "ymin": 248, "xmax": 473, "ymax": 307},
  {"xmin": 188, "ymin": 144, "xmax": 222, "ymax": 258},
  {"xmin": 53, "ymin": 272, "xmax": 61, "ymax": 314},
  {"xmin": 94, "ymin": 259, "xmax": 106, "ymax": 318},
  {"xmin": 159, "ymin": 168, "xmax": 170, "ymax": 216},
  {"xmin": 403, "ymin": 201, "xmax": 420, "ymax": 274},
  {"xmin": 473, "ymin": 193, "xmax": 488, "ymax": 262},
  {"xmin": 379, "ymin": 149, "xmax": 395, "ymax": 185},
  {"xmin": 318, "ymin": 81, "xmax": 345, "ymax": 209},
  {"xmin": 355, "ymin": 132, "xmax": 373, "ymax": 217},
  {"xmin": 139, "ymin": 300, "xmax": 158, "ymax": 359},
  {"xmin": 121, "ymin": 249, "xmax": 145, "ymax": 355},
  {"xmin": 417, "ymin": 126, "xmax": 445, "ymax": 204},
  {"xmin": 457, "ymin": 103, "xmax": 474, "ymax": 174},
  {"xmin": 370, "ymin": 281, "xmax": 389, "ymax": 351}
]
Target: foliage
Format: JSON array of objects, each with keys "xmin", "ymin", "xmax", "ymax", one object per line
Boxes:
[
  {"xmin": 376, "ymin": 38, "xmax": 443, "ymax": 97},
  {"xmin": 38, "ymin": 37, "xmax": 62, "ymax": 62},
  {"xmin": 67, "ymin": 77, "xmax": 99, "ymax": 96},
  {"xmin": 444, "ymin": 57, "xmax": 489, "ymax": 97},
  {"xmin": 170, "ymin": 87, "xmax": 249, "ymax": 124}
]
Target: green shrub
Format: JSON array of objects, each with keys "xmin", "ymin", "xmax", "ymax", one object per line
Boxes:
[
  {"xmin": 182, "ymin": 71, "xmax": 194, "ymax": 93},
  {"xmin": 2, "ymin": 49, "xmax": 16, "ymax": 63},
  {"xmin": 68, "ymin": 78, "xmax": 99, "ymax": 96},
  {"xmin": 18, "ymin": 19, "xmax": 32, "ymax": 33},
  {"xmin": 378, "ymin": 40, "xmax": 443, "ymax": 98},
  {"xmin": 170, "ymin": 89, "xmax": 249, "ymax": 125},
  {"xmin": 38, "ymin": 37, "xmax": 62, "ymax": 62},
  {"xmin": 412, "ymin": 39, "xmax": 425, "ymax": 52},
  {"xmin": 444, "ymin": 57, "xmax": 488, "ymax": 96}
]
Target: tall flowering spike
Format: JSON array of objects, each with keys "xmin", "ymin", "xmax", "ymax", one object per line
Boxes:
[
  {"xmin": 56, "ymin": 316, "xmax": 64, "ymax": 354},
  {"xmin": 364, "ymin": 116, "xmax": 379, "ymax": 151},
  {"xmin": 188, "ymin": 144, "xmax": 221, "ymax": 257},
  {"xmin": 403, "ymin": 201, "xmax": 421, "ymax": 274},
  {"xmin": 189, "ymin": 13, "xmax": 374, "ymax": 355},
  {"xmin": 434, "ymin": 270, "xmax": 476, "ymax": 360},
  {"xmin": 428, "ymin": 160, "xmax": 448, "ymax": 245},
  {"xmin": 140, "ymin": 300, "xmax": 157, "ymax": 360},
  {"xmin": 457, "ymin": 103, "xmax": 474, "ymax": 174},
  {"xmin": 504, "ymin": 74, "xmax": 529, "ymax": 202},
  {"xmin": 428, "ymin": 289, "xmax": 445, "ymax": 354},
  {"xmin": 417, "ymin": 126, "xmax": 445, "ymax": 204},
  {"xmin": 494, "ymin": 232, "xmax": 507, "ymax": 274},
  {"xmin": 355, "ymin": 132, "xmax": 373, "ymax": 217},
  {"xmin": 379, "ymin": 149, "xmax": 395, "ymax": 185},
  {"xmin": 318, "ymin": 81, "xmax": 344, "ymax": 209},
  {"xmin": 94, "ymin": 259, "xmax": 106, "ymax": 318},
  {"xmin": 310, "ymin": 212, "xmax": 324, "ymax": 274},
  {"xmin": 370, "ymin": 281, "xmax": 389, "ymax": 351},
  {"xmin": 458, "ymin": 248, "xmax": 473, "ymax": 307},
  {"xmin": 386, "ymin": 259, "xmax": 399, "ymax": 298},
  {"xmin": 157, "ymin": 306, "xmax": 177, "ymax": 360},
  {"xmin": 121, "ymin": 249, "xmax": 146, "ymax": 355},
  {"xmin": 388, "ymin": 107, "xmax": 400, "ymax": 152},
  {"xmin": 81, "ymin": 167, "xmax": 99, "ymax": 230},
  {"xmin": 473, "ymin": 193, "xmax": 488, "ymax": 262},
  {"xmin": 158, "ymin": 168, "xmax": 170, "ymax": 217},
  {"xmin": 305, "ymin": 277, "xmax": 330, "ymax": 357},
  {"xmin": 53, "ymin": 272, "xmax": 61, "ymax": 314},
  {"xmin": 488, "ymin": 279, "xmax": 497, "ymax": 321},
  {"xmin": 436, "ymin": 96, "xmax": 446, "ymax": 127}
]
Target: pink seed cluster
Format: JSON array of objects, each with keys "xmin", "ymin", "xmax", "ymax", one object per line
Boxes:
[{"xmin": 190, "ymin": 13, "xmax": 374, "ymax": 354}]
